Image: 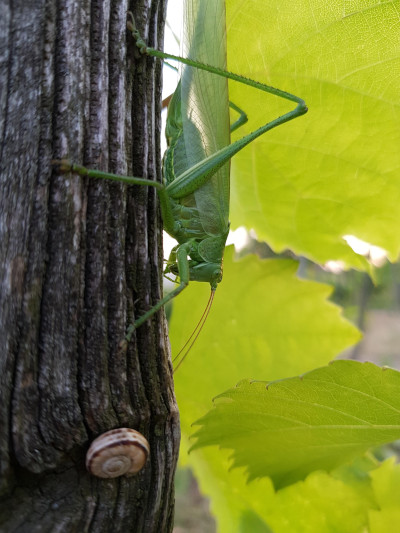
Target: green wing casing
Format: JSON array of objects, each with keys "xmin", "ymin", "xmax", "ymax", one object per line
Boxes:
[{"xmin": 174, "ymin": 0, "xmax": 230, "ymax": 265}]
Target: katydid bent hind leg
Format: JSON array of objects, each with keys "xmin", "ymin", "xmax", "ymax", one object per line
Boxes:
[
  {"xmin": 129, "ymin": 20, "xmax": 307, "ymax": 210},
  {"xmin": 130, "ymin": 21, "xmax": 307, "ymax": 144},
  {"xmin": 229, "ymin": 102, "xmax": 248, "ymax": 133}
]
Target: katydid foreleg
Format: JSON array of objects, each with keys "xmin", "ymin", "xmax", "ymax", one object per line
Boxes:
[{"xmin": 127, "ymin": 241, "xmax": 192, "ymax": 338}]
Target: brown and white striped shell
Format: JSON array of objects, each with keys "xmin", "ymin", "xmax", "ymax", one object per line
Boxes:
[{"xmin": 86, "ymin": 428, "xmax": 150, "ymax": 478}]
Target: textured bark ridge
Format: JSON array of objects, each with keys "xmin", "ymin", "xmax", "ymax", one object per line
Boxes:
[{"xmin": 0, "ymin": 0, "xmax": 179, "ymax": 531}]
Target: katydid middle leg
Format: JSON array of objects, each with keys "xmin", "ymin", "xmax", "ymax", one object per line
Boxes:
[{"xmin": 52, "ymin": 161, "xmax": 192, "ymax": 339}]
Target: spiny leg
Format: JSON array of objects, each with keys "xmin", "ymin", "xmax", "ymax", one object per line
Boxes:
[{"xmin": 53, "ymin": 159, "xmax": 179, "ymax": 237}]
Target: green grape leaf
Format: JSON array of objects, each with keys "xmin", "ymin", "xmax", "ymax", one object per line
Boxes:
[
  {"xmin": 172, "ymin": 247, "xmax": 361, "ymax": 432},
  {"xmin": 226, "ymin": 0, "xmax": 400, "ymax": 268},
  {"xmin": 181, "ymin": 443, "xmax": 378, "ymax": 533},
  {"xmin": 191, "ymin": 361, "xmax": 400, "ymax": 488}
]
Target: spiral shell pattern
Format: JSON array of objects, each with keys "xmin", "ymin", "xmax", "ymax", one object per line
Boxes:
[{"xmin": 86, "ymin": 428, "xmax": 150, "ymax": 478}]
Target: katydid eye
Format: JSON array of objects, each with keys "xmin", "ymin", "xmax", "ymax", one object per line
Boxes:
[{"xmin": 214, "ymin": 269, "xmax": 223, "ymax": 283}]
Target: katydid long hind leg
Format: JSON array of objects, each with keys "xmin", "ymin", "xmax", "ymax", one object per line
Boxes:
[
  {"xmin": 130, "ymin": 29, "xmax": 307, "ymax": 201},
  {"xmin": 129, "ymin": 18, "xmax": 307, "ymax": 127}
]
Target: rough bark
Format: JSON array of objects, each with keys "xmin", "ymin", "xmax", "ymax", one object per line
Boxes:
[{"xmin": 0, "ymin": 0, "xmax": 179, "ymax": 531}]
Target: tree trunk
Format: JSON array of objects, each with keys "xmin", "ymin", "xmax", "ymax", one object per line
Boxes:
[{"xmin": 0, "ymin": 0, "xmax": 180, "ymax": 531}]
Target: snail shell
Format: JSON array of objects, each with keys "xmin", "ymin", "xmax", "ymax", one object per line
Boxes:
[{"xmin": 86, "ymin": 428, "xmax": 149, "ymax": 478}]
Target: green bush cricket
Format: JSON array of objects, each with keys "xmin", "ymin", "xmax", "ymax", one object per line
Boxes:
[{"xmin": 53, "ymin": 1, "xmax": 307, "ymax": 363}]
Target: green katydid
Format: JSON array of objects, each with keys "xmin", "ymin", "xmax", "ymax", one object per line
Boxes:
[{"xmin": 54, "ymin": 0, "xmax": 307, "ymax": 360}]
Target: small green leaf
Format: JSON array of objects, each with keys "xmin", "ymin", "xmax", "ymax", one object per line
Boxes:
[
  {"xmin": 192, "ymin": 361, "xmax": 400, "ymax": 488},
  {"xmin": 368, "ymin": 457, "xmax": 400, "ymax": 532},
  {"xmin": 369, "ymin": 509, "xmax": 400, "ymax": 533},
  {"xmin": 369, "ymin": 457, "xmax": 400, "ymax": 509}
]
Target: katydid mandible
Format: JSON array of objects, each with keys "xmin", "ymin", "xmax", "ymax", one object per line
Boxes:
[{"xmin": 54, "ymin": 1, "xmax": 307, "ymax": 347}]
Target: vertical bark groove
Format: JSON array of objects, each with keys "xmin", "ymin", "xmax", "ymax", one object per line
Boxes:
[{"xmin": 0, "ymin": 0, "xmax": 179, "ymax": 530}]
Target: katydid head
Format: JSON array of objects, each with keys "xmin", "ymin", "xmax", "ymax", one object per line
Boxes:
[{"xmin": 189, "ymin": 262, "xmax": 223, "ymax": 287}]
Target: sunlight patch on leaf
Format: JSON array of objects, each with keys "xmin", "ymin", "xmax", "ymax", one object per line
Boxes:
[{"xmin": 344, "ymin": 235, "xmax": 388, "ymax": 267}]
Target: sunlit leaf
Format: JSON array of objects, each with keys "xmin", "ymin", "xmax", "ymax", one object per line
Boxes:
[
  {"xmin": 180, "ymin": 444, "xmax": 379, "ymax": 532},
  {"xmin": 192, "ymin": 361, "xmax": 400, "ymax": 487},
  {"xmin": 226, "ymin": 0, "xmax": 400, "ymax": 267}
]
